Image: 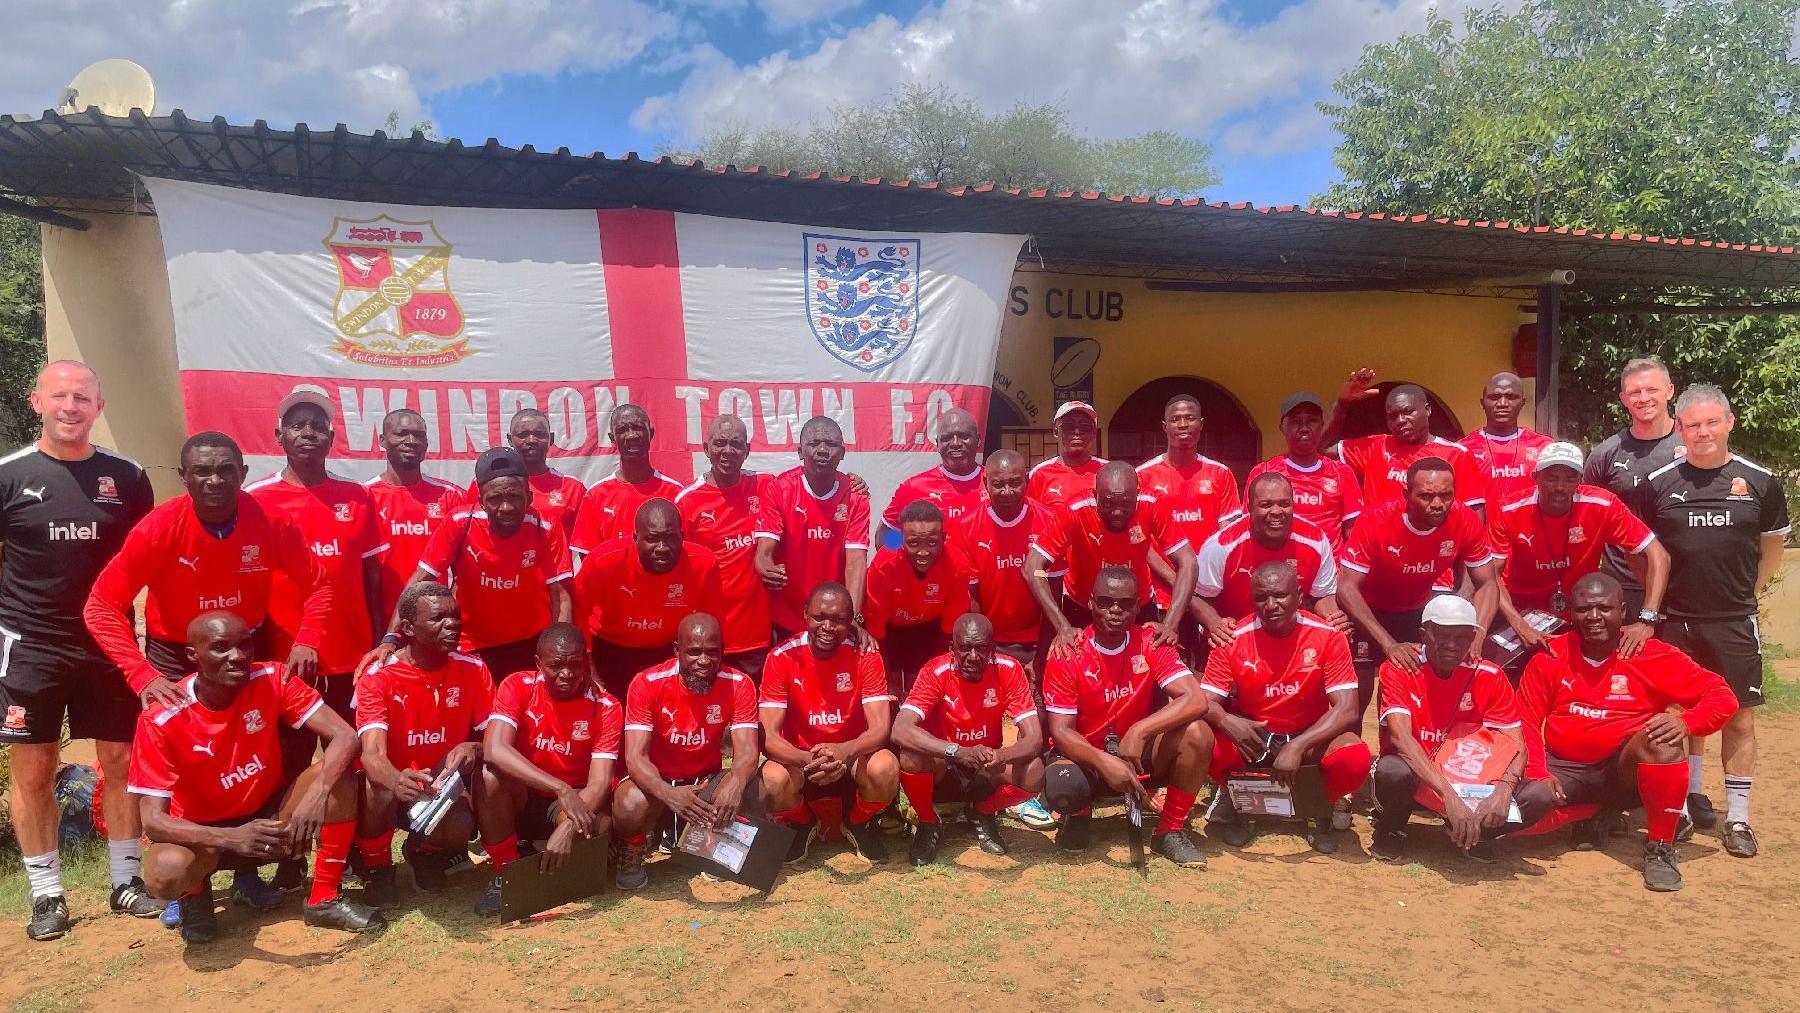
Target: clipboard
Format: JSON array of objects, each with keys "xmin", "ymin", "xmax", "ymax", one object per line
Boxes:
[
  {"xmin": 673, "ymin": 814, "xmax": 794, "ymax": 892},
  {"xmin": 1224, "ymin": 766, "xmax": 1332, "ymax": 822},
  {"xmin": 498, "ymin": 831, "xmax": 610, "ymax": 923}
]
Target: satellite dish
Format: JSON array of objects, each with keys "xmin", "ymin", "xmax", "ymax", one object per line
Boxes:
[{"xmin": 58, "ymin": 60, "xmax": 155, "ymax": 116}]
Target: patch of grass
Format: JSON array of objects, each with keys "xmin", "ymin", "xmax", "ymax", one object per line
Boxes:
[
  {"xmin": 1761, "ymin": 667, "xmax": 1798, "ymax": 713},
  {"xmin": 0, "ymin": 837, "xmax": 111, "ymax": 917}
]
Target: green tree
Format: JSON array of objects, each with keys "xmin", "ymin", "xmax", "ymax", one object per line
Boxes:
[
  {"xmin": 1319, "ymin": 0, "xmax": 1800, "ymax": 469},
  {"xmin": 0, "ymin": 214, "xmax": 44, "ymax": 446},
  {"xmin": 676, "ymin": 83, "xmax": 1218, "ymax": 199}
]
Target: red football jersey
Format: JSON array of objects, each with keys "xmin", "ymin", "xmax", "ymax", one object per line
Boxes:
[
  {"xmin": 1518, "ymin": 635, "xmax": 1737, "ymax": 777},
  {"xmin": 127, "ymin": 663, "xmax": 322, "ymax": 822},
  {"xmin": 753, "ymin": 468, "xmax": 872, "ymax": 632},
  {"xmin": 488, "ymin": 670, "xmax": 622, "ymax": 788},
  {"xmin": 246, "ymin": 474, "xmax": 387, "ymax": 675},
  {"xmin": 416, "ymin": 509, "xmax": 573, "ymax": 650},
  {"xmin": 1042, "ymin": 624, "xmax": 1193, "ymax": 742},
  {"xmin": 569, "ymin": 470, "xmax": 684, "ymax": 556},
  {"xmin": 354, "ymin": 650, "xmax": 495, "ymax": 772},
  {"xmin": 1194, "ymin": 515, "xmax": 1338, "ymax": 620},
  {"xmin": 675, "ymin": 473, "xmax": 773, "ymax": 653},
  {"xmin": 85, "ymin": 494, "xmax": 334, "ymax": 693},
  {"xmin": 949, "ymin": 502, "xmax": 1057, "ymax": 644},
  {"xmin": 1135, "ymin": 453, "xmax": 1243, "ymax": 571},
  {"xmin": 1339, "ymin": 434, "xmax": 1488, "ymax": 509},
  {"xmin": 1378, "ymin": 657, "xmax": 1520, "ymax": 754},
  {"xmin": 571, "ymin": 539, "xmax": 725, "ymax": 649},
  {"xmin": 1246, "ymin": 455, "xmax": 1364, "ymax": 548},
  {"xmin": 758, "ymin": 634, "xmax": 889, "ymax": 751},
  {"xmin": 862, "ymin": 548, "xmax": 971, "ymax": 639},
  {"xmin": 624, "ymin": 660, "xmax": 759, "ymax": 780},
  {"xmin": 467, "ymin": 468, "xmax": 585, "ymax": 540},
  {"xmin": 1339, "ymin": 500, "xmax": 1495, "ymax": 612},
  {"xmin": 1490, "ymin": 487, "xmax": 1655, "ymax": 614},
  {"xmin": 1458, "ymin": 428, "xmax": 1553, "ymax": 512},
  {"xmin": 1200, "ymin": 613, "xmax": 1356, "ymax": 734},
  {"xmin": 1030, "ymin": 495, "xmax": 1187, "ymax": 608},
  {"xmin": 900, "ymin": 653, "xmax": 1036, "ymax": 749},
  {"xmin": 364, "ymin": 474, "xmax": 465, "ymax": 620},
  {"xmin": 1026, "ymin": 456, "xmax": 1107, "ymax": 510},
  {"xmin": 883, "ymin": 464, "xmax": 985, "ymax": 529}
]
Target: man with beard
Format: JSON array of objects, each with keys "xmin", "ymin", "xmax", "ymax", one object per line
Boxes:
[
  {"xmin": 878, "ymin": 407, "xmax": 984, "ymax": 546},
  {"xmin": 571, "ymin": 404, "xmax": 682, "ymax": 558},
  {"xmin": 1248, "ymin": 393, "xmax": 1363, "ymax": 548},
  {"xmin": 893, "ymin": 614, "xmax": 1043, "ymax": 866},
  {"xmin": 1027, "ymin": 401, "xmax": 1108, "ymax": 510},
  {"xmin": 469, "ymin": 408, "xmax": 586, "ymax": 539},
  {"xmin": 1459, "ymin": 372, "xmax": 1553, "ymax": 511},
  {"xmin": 1324, "ymin": 370, "xmax": 1486, "ymax": 515},
  {"xmin": 677, "ymin": 415, "xmax": 775, "ymax": 680},
  {"xmin": 572, "ymin": 498, "xmax": 725, "ymax": 699},
  {"xmin": 759, "ymin": 584, "xmax": 898, "ymax": 864},
  {"xmin": 754, "ymin": 418, "xmax": 871, "ymax": 642},
  {"xmin": 474, "ymin": 623, "xmax": 621, "ymax": 915},
  {"xmin": 1190, "ymin": 472, "xmax": 1341, "ymax": 653},
  {"xmin": 363, "ymin": 409, "xmax": 464, "ymax": 621},
  {"xmin": 613, "ymin": 614, "xmax": 761, "ymax": 889}
]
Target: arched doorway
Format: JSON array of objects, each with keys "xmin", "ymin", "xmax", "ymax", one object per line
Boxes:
[
  {"xmin": 1107, "ymin": 376, "xmax": 1260, "ymax": 478},
  {"xmin": 1339, "ymin": 381, "xmax": 1464, "ymax": 441}
]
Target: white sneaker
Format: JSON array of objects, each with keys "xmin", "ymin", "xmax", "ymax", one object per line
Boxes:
[{"xmin": 1009, "ymin": 796, "xmax": 1058, "ymax": 830}]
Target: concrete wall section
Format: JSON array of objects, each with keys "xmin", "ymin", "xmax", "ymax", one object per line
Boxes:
[{"xmin": 41, "ymin": 214, "xmax": 186, "ymax": 497}]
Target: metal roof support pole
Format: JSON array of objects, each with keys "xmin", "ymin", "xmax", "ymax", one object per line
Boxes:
[{"xmin": 1536, "ymin": 283, "xmax": 1562, "ymax": 437}]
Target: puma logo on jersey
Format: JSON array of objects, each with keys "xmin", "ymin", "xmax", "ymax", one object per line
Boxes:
[
  {"xmin": 177, "ymin": 556, "xmax": 200, "ymax": 571},
  {"xmin": 191, "ymin": 742, "xmax": 216, "ymax": 757},
  {"xmin": 1668, "ymin": 490, "xmax": 1688, "ymax": 502},
  {"xmin": 1516, "ymin": 532, "xmax": 1535, "ymax": 547},
  {"xmin": 696, "ymin": 510, "xmax": 718, "ymax": 525},
  {"xmin": 20, "ymin": 486, "xmax": 46, "ymax": 502}
]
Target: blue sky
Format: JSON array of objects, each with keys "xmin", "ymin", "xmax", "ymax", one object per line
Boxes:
[{"xmin": 3, "ymin": 0, "xmax": 1504, "ymax": 208}]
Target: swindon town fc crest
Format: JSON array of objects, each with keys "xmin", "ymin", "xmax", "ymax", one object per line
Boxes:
[
  {"xmin": 324, "ymin": 215, "xmax": 467, "ymax": 367},
  {"xmin": 805, "ymin": 233, "xmax": 920, "ymax": 372}
]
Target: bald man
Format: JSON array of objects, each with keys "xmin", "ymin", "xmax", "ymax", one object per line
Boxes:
[
  {"xmin": 1459, "ymin": 371, "xmax": 1552, "ymax": 510},
  {"xmin": 878, "ymin": 407, "xmax": 984, "ymax": 548},
  {"xmin": 3, "ymin": 360, "xmax": 157, "ymax": 939},
  {"xmin": 571, "ymin": 498, "xmax": 725, "ymax": 700},
  {"xmin": 677, "ymin": 415, "xmax": 778, "ymax": 678},
  {"xmin": 1324, "ymin": 368, "xmax": 1487, "ymax": 515},
  {"xmin": 613, "ymin": 613, "xmax": 762, "ymax": 889},
  {"xmin": 571, "ymin": 404, "xmax": 682, "ymax": 557},
  {"xmin": 466, "ymin": 408, "xmax": 587, "ymax": 538}
]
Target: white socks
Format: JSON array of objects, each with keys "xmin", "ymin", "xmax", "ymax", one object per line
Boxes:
[
  {"xmin": 22, "ymin": 852, "xmax": 62, "ymax": 900},
  {"xmin": 1725, "ymin": 776, "xmax": 1753, "ymax": 825},
  {"xmin": 1688, "ymin": 755, "xmax": 1704, "ymax": 795},
  {"xmin": 108, "ymin": 838, "xmax": 143, "ymax": 888}
]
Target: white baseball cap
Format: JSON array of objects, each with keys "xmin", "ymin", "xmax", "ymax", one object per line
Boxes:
[
  {"xmin": 276, "ymin": 386, "xmax": 334, "ymax": 422},
  {"xmin": 1053, "ymin": 400, "xmax": 1097, "ymax": 422},
  {"xmin": 1421, "ymin": 594, "xmax": 1480, "ymax": 628},
  {"xmin": 1534, "ymin": 441, "xmax": 1585, "ymax": 474}
]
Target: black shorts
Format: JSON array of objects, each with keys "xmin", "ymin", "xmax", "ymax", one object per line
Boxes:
[
  {"xmin": 146, "ymin": 635, "xmax": 189, "ymax": 681},
  {"xmin": 724, "ymin": 648, "xmax": 767, "ymax": 685},
  {"xmin": 279, "ymin": 673, "xmax": 355, "ymax": 775},
  {"xmin": 1349, "ymin": 607, "xmax": 1425, "ymax": 667},
  {"xmin": 1659, "ymin": 617, "xmax": 1764, "ymax": 709},
  {"xmin": 196, "ymin": 791, "xmax": 287, "ymax": 871},
  {"xmin": 0, "ymin": 630, "xmax": 139, "ymax": 744},
  {"xmin": 591, "ymin": 638, "xmax": 675, "ymax": 701},
  {"xmin": 516, "ymin": 792, "xmax": 566, "ymax": 840},
  {"xmin": 1544, "ymin": 747, "xmax": 1640, "ymax": 808},
  {"xmin": 476, "ymin": 637, "xmax": 542, "ymax": 687},
  {"xmin": 878, "ymin": 623, "xmax": 944, "ymax": 697}
]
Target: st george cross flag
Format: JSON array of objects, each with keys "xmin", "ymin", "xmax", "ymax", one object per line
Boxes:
[{"xmin": 143, "ymin": 178, "xmax": 1025, "ymax": 516}]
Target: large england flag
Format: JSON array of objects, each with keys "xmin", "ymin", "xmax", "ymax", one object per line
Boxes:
[{"xmin": 144, "ymin": 178, "xmax": 1025, "ymax": 517}]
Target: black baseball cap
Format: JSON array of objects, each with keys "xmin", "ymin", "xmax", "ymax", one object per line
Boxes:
[
  {"xmin": 1280, "ymin": 392, "xmax": 1325, "ymax": 418},
  {"xmin": 474, "ymin": 447, "xmax": 528, "ymax": 487}
]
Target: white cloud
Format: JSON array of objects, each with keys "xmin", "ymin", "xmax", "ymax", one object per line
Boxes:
[
  {"xmin": 757, "ymin": 0, "xmax": 863, "ymax": 29},
  {"xmin": 632, "ymin": 0, "xmax": 1516, "ymax": 148},
  {"xmin": 0, "ymin": 0, "xmax": 679, "ymax": 130}
]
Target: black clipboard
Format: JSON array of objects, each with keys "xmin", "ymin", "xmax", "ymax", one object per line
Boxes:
[
  {"xmin": 672, "ymin": 814, "xmax": 794, "ymax": 893},
  {"xmin": 498, "ymin": 831, "xmax": 610, "ymax": 923},
  {"xmin": 1224, "ymin": 765, "xmax": 1333, "ymax": 823}
]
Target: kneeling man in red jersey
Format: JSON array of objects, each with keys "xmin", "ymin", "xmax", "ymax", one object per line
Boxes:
[
  {"xmin": 131, "ymin": 612, "xmax": 379, "ymax": 945},
  {"xmin": 474, "ymin": 623, "xmax": 621, "ymax": 916},
  {"xmin": 1516, "ymin": 572, "xmax": 1738, "ymax": 891},
  {"xmin": 893, "ymin": 614, "xmax": 1045, "ymax": 866}
]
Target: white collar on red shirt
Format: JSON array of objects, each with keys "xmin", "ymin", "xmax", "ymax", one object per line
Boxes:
[
  {"xmin": 939, "ymin": 464, "xmax": 981, "ymax": 483},
  {"xmin": 802, "ymin": 477, "xmax": 841, "ymax": 501},
  {"xmin": 1401, "ymin": 513, "xmax": 1441, "ymax": 536},
  {"xmin": 1087, "ymin": 632, "xmax": 1128, "ymax": 656},
  {"xmin": 1478, "ymin": 428, "xmax": 1526, "ymax": 443},
  {"xmin": 1281, "ymin": 456, "xmax": 1324, "ymax": 473},
  {"xmin": 987, "ymin": 504, "xmax": 1027, "ymax": 527}
]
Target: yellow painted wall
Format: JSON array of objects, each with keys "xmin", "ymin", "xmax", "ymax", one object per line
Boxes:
[
  {"xmin": 993, "ymin": 271, "xmax": 1532, "ymax": 462},
  {"xmin": 41, "ymin": 214, "xmax": 187, "ymax": 497}
]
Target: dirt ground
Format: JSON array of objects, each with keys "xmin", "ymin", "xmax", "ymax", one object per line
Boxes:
[{"xmin": 4, "ymin": 678, "xmax": 1798, "ymax": 1013}]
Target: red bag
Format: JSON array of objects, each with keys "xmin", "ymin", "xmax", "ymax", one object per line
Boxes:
[{"xmin": 1413, "ymin": 727, "xmax": 1521, "ymax": 815}]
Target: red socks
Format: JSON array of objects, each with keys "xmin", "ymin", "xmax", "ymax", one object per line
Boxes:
[
  {"xmin": 774, "ymin": 804, "xmax": 812, "ymax": 827},
  {"xmin": 976, "ymin": 784, "xmax": 1034, "ymax": 815},
  {"xmin": 307, "ymin": 820, "xmax": 356, "ymax": 906},
  {"xmin": 1320, "ymin": 742, "xmax": 1373, "ymax": 801},
  {"xmin": 355, "ymin": 831, "xmax": 395, "ymax": 868},
  {"xmin": 900, "ymin": 772, "xmax": 938, "ymax": 824},
  {"xmin": 484, "ymin": 834, "xmax": 521, "ymax": 873},
  {"xmin": 848, "ymin": 795, "xmax": 886, "ymax": 826},
  {"xmin": 1155, "ymin": 787, "xmax": 1198, "ymax": 835},
  {"xmin": 1638, "ymin": 759, "xmax": 1688, "ymax": 844}
]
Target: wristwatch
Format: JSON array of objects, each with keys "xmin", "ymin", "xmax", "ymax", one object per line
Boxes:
[
  {"xmin": 1637, "ymin": 609, "xmax": 1662, "ymax": 624},
  {"xmin": 944, "ymin": 742, "xmax": 960, "ymax": 760}
]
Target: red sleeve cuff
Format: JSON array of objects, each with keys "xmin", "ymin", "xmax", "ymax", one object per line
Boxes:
[
  {"xmin": 126, "ymin": 660, "xmax": 160, "ymax": 694},
  {"xmin": 291, "ymin": 629, "xmax": 323, "ymax": 650}
]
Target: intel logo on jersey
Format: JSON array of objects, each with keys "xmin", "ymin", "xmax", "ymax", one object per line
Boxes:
[
  {"xmin": 479, "ymin": 573, "xmax": 520, "ymax": 590},
  {"xmin": 1401, "ymin": 562, "xmax": 1438, "ymax": 575},
  {"xmin": 197, "ymin": 591, "xmax": 244, "ymax": 610},
  {"xmin": 808, "ymin": 710, "xmax": 848, "ymax": 727},
  {"xmin": 1687, "ymin": 512, "xmax": 1731, "ymax": 527},
  {"xmin": 532, "ymin": 734, "xmax": 573, "ymax": 756},
  {"xmin": 218, "ymin": 754, "xmax": 267, "ymax": 790},
  {"xmin": 407, "ymin": 728, "xmax": 447, "ymax": 747},
  {"xmin": 1265, "ymin": 680, "xmax": 1302, "ymax": 698},
  {"xmin": 392, "ymin": 519, "xmax": 431, "ymax": 537},
  {"xmin": 311, "ymin": 539, "xmax": 342, "ymax": 557},
  {"xmin": 1171, "ymin": 508, "xmax": 1206, "ymax": 523},
  {"xmin": 47, "ymin": 521, "xmax": 100, "ymax": 541},
  {"xmin": 626, "ymin": 617, "xmax": 663, "ymax": 631},
  {"xmin": 806, "ymin": 525, "xmax": 834, "ymax": 540},
  {"xmin": 724, "ymin": 533, "xmax": 755, "ymax": 552},
  {"xmin": 669, "ymin": 730, "xmax": 707, "ymax": 747}
]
